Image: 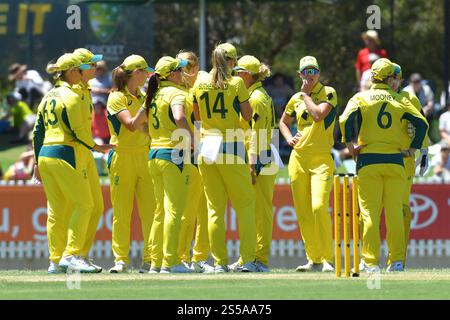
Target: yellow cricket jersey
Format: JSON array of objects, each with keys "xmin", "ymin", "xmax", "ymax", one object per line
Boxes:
[
  {"xmin": 73, "ymin": 82, "xmax": 93, "ymax": 134},
  {"xmin": 106, "ymin": 87, "xmax": 150, "ymax": 151},
  {"xmin": 398, "ymin": 89, "xmax": 429, "ymax": 149},
  {"xmin": 192, "ymin": 72, "xmax": 250, "ymax": 141},
  {"xmin": 148, "ymin": 80, "xmax": 187, "ymax": 149},
  {"xmin": 339, "ymin": 83, "xmax": 428, "ymax": 170},
  {"xmin": 32, "ymin": 80, "xmax": 96, "ymax": 164},
  {"xmin": 247, "ymin": 81, "xmax": 275, "ymax": 156},
  {"xmin": 284, "ymin": 82, "xmax": 337, "ymax": 153}
]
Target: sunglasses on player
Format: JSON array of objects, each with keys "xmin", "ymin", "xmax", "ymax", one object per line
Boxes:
[{"xmin": 300, "ymin": 68, "xmax": 319, "ymax": 76}]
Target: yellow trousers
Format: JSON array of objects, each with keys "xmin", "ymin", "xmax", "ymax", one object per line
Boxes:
[
  {"xmin": 387, "ymin": 157, "xmax": 414, "ymax": 266},
  {"xmin": 39, "ymin": 145, "xmax": 93, "ymax": 263},
  {"xmin": 177, "ymin": 165, "xmax": 210, "ymax": 263},
  {"xmin": 198, "ymin": 154, "xmax": 256, "ymax": 266},
  {"xmin": 288, "ymin": 150, "xmax": 334, "ymax": 264},
  {"xmin": 148, "ymin": 159, "xmax": 189, "ymax": 269},
  {"xmin": 358, "ymin": 163, "xmax": 406, "ymax": 266},
  {"xmin": 109, "ymin": 148, "xmax": 155, "ymax": 264},
  {"xmin": 79, "ymin": 151, "xmax": 104, "ymax": 257}
]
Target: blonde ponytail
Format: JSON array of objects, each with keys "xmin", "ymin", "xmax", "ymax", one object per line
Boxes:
[
  {"xmin": 211, "ymin": 48, "xmax": 230, "ymax": 90},
  {"xmin": 256, "ymin": 63, "xmax": 271, "ymax": 81}
]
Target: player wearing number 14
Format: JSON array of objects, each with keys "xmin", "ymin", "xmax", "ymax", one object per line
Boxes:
[{"xmin": 339, "ymin": 58, "xmax": 428, "ymax": 272}]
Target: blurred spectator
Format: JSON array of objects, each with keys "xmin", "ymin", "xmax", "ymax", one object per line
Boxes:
[
  {"xmin": 404, "ymin": 73, "xmax": 435, "ymax": 121},
  {"xmin": 92, "ymin": 96, "xmax": 110, "ymax": 144},
  {"xmin": 266, "ymin": 73, "xmax": 294, "ymax": 121},
  {"xmin": 439, "ymin": 102, "xmax": 450, "ymax": 145},
  {"xmin": 440, "ymin": 82, "xmax": 450, "ymax": 112},
  {"xmin": 89, "ymin": 61, "xmax": 112, "ymax": 101},
  {"xmin": 8, "ymin": 63, "xmax": 44, "ymax": 109},
  {"xmin": 354, "ymin": 30, "xmax": 387, "ymax": 87},
  {"xmin": 432, "ymin": 140, "xmax": 450, "ymax": 181},
  {"xmin": 0, "ymin": 92, "xmax": 36, "ymax": 143},
  {"xmin": 3, "ymin": 145, "xmax": 35, "ymax": 181}
]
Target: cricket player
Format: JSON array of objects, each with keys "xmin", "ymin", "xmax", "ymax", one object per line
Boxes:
[
  {"xmin": 192, "ymin": 43, "xmax": 259, "ymax": 273},
  {"xmin": 141, "ymin": 56, "xmax": 193, "ymax": 273},
  {"xmin": 175, "ymin": 51, "xmax": 213, "ymax": 273},
  {"xmin": 71, "ymin": 48, "xmax": 105, "ymax": 272},
  {"xmin": 386, "ymin": 63, "xmax": 429, "ymax": 268},
  {"xmin": 339, "ymin": 58, "xmax": 428, "ymax": 272},
  {"xmin": 32, "ymin": 53, "xmax": 110, "ymax": 273},
  {"xmin": 106, "ymin": 55, "xmax": 156, "ymax": 273},
  {"xmin": 231, "ymin": 55, "xmax": 277, "ymax": 272},
  {"xmin": 279, "ymin": 56, "xmax": 337, "ymax": 272}
]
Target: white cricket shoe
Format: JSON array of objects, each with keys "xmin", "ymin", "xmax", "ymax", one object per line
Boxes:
[
  {"xmin": 69, "ymin": 256, "xmax": 98, "ymax": 273},
  {"xmin": 365, "ymin": 265, "xmax": 381, "ymax": 273},
  {"xmin": 254, "ymin": 261, "xmax": 270, "ymax": 272},
  {"xmin": 322, "ymin": 261, "xmax": 335, "ymax": 273},
  {"xmin": 48, "ymin": 261, "xmax": 63, "ymax": 274},
  {"xmin": 386, "ymin": 261, "xmax": 404, "ymax": 273},
  {"xmin": 148, "ymin": 266, "xmax": 160, "ymax": 274},
  {"xmin": 191, "ymin": 261, "xmax": 215, "ymax": 273},
  {"xmin": 295, "ymin": 261, "xmax": 322, "ymax": 272},
  {"xmin": 181, "ymin": 260, "xmax": 191, "ymax": 270},
  {"xmin": 228, "ymin": 260, "xmax": 243, "ymax": 272},
  {"xmin": 241, "ymin": 261, "xmax": 260, "ymax": 272},
  {"xmin": 139, "ymin": 262, "xmax": 151, "ymax": 273},
  {"xmin": 160, "ymin": 264, "xmax": 193, "ymax": 274},
  {"xmin": 109, "ymin": 261, "xmax": 128, "ymax": 273},
  {"xmin": 83, "ymin": 257, "xmax": 102, "ymax": 273},
  {"xmin": 214, "ymin": 265, "xmax": 229, "ymax": 273},
  {"xmin": 58, "ymin": 255, "xmax": 74, "ymax": 272}
]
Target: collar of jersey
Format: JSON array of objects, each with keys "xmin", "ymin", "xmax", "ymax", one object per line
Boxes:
[
  {"xmin": 160, "ymin": 80, "xmax": 186, "ymax": 91},
  {"xmin": 248, "ymin": 81, "xmax": 263, "ymax": 96},
  {"xmin": 371, "ymin": 83, "xmax": 391, "ymax": 90},
  {"xmin": 310, "ymin": 81, "xmax": 324, "ymax": 95},
  {"xmin": 124, "ymin": 85, "xmax": 143, "ymax": 100},
  {"xmin": 55, "ymin": 80, "xmax": 73, "ymax": 89}
]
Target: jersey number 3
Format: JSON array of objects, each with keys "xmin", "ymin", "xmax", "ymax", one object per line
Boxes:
[{"xmin": 377, "ymin": 102, "xmax": 392, "ymax": 129}]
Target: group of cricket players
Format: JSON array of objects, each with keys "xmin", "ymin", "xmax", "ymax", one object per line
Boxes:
[{"xmin": 31, "ymin": 42, "xmax": 428, "ymax": 275}]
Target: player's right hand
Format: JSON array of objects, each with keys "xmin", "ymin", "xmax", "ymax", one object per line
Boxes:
[
  {"xmin": 32, "ymin": 165, "xmax": 41, "ymax": 184},
  {"xmin": 288, "ymin": 132, "xmax": 301, "ymax": 147}
]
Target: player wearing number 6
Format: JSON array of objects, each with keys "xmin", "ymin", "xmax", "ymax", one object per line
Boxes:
[
  {"xmin": 192, "ymin": 43, "xmax": 259, "ymax": 273},
  {"xmin": 339, "ymin": 58, "xmax": 428, "ymax": 272},
  {"xmin": 32, "ymin": 53, "xmax": 110, "ymax": 273}
]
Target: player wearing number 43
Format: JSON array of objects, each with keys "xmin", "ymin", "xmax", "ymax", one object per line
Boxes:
[
  {"xmin": 106, "ymin": 55, "xmax": 156, "ymax": 273},
  {"xmin": 339, "ymin": 58, "xmax": 428, "ymax": 272},
  {"xmin": 279, "ymin": 56, "xmax": 338, "ymax": 273},
  {"xmin": 32, "ymin": 53, "xmax": 111, "ymax": 274}
]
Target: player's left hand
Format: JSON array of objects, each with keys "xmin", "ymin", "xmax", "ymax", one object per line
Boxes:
[
  {"xmin": 400, "ymin": 148, "xmax": 416, "ymax": 158},
  {"xmin": 250, "ymin": 165, "xmax": 257, "ymax": 185}
]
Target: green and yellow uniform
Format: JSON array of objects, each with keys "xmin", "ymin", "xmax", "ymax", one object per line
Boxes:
[
  {"xmin": 106, "ymin": 87, "xmax": 155, "ymax": 265},
  {"xmin": 193, "ymin": 71, "xmax": 256, "ymax": 266},
  {"xmin": 247, "ymin": 81, "xmax": 277, "ymax": 266},
  {"xmin": 385, "ymin": 89, "xmax": 428, "ymax": 266},
  {"xmin": 72, "ymin": 82, "xmax": 104, "ymax": 257},
  {"xmin": 285, "ymin": 81, "xmax": 337, "ymax": 265},
  {"xmin": 147, "ymin": 79, "xmax": 190, "ymax": 269},
  {"xmin": 339, "ymin": 82, "xmax": 428, "ymax": 266},
  {"xmin": 177, "ymin": 84, "xmax": 211, "ymax": 264},
  {"xmin": 33, "ymin": 80, "xmax": 96, "ymax": 263}
]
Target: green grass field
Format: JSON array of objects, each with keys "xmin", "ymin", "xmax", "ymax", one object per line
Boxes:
[{"xmin": 1, "ymin": 269, "xmax": 450, "ymax": 300}]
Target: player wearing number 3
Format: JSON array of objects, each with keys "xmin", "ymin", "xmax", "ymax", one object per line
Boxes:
[
  {"xmin": 339, "ymin": 58, "xmax": 428, "ymax": 272},
  {"xmin": 32, "ymin": 53, "xmax": 111, "ymax": 273}
]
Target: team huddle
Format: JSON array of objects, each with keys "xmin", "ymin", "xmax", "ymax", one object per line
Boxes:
[{"xmin": 32, "ymin": 42, "xmax": 428, "ymax": 275}]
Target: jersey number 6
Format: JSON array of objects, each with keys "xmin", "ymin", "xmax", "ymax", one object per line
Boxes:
[{"xmin": 377, "ymin": 102, "xmax": 392, "ymax": 129}]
